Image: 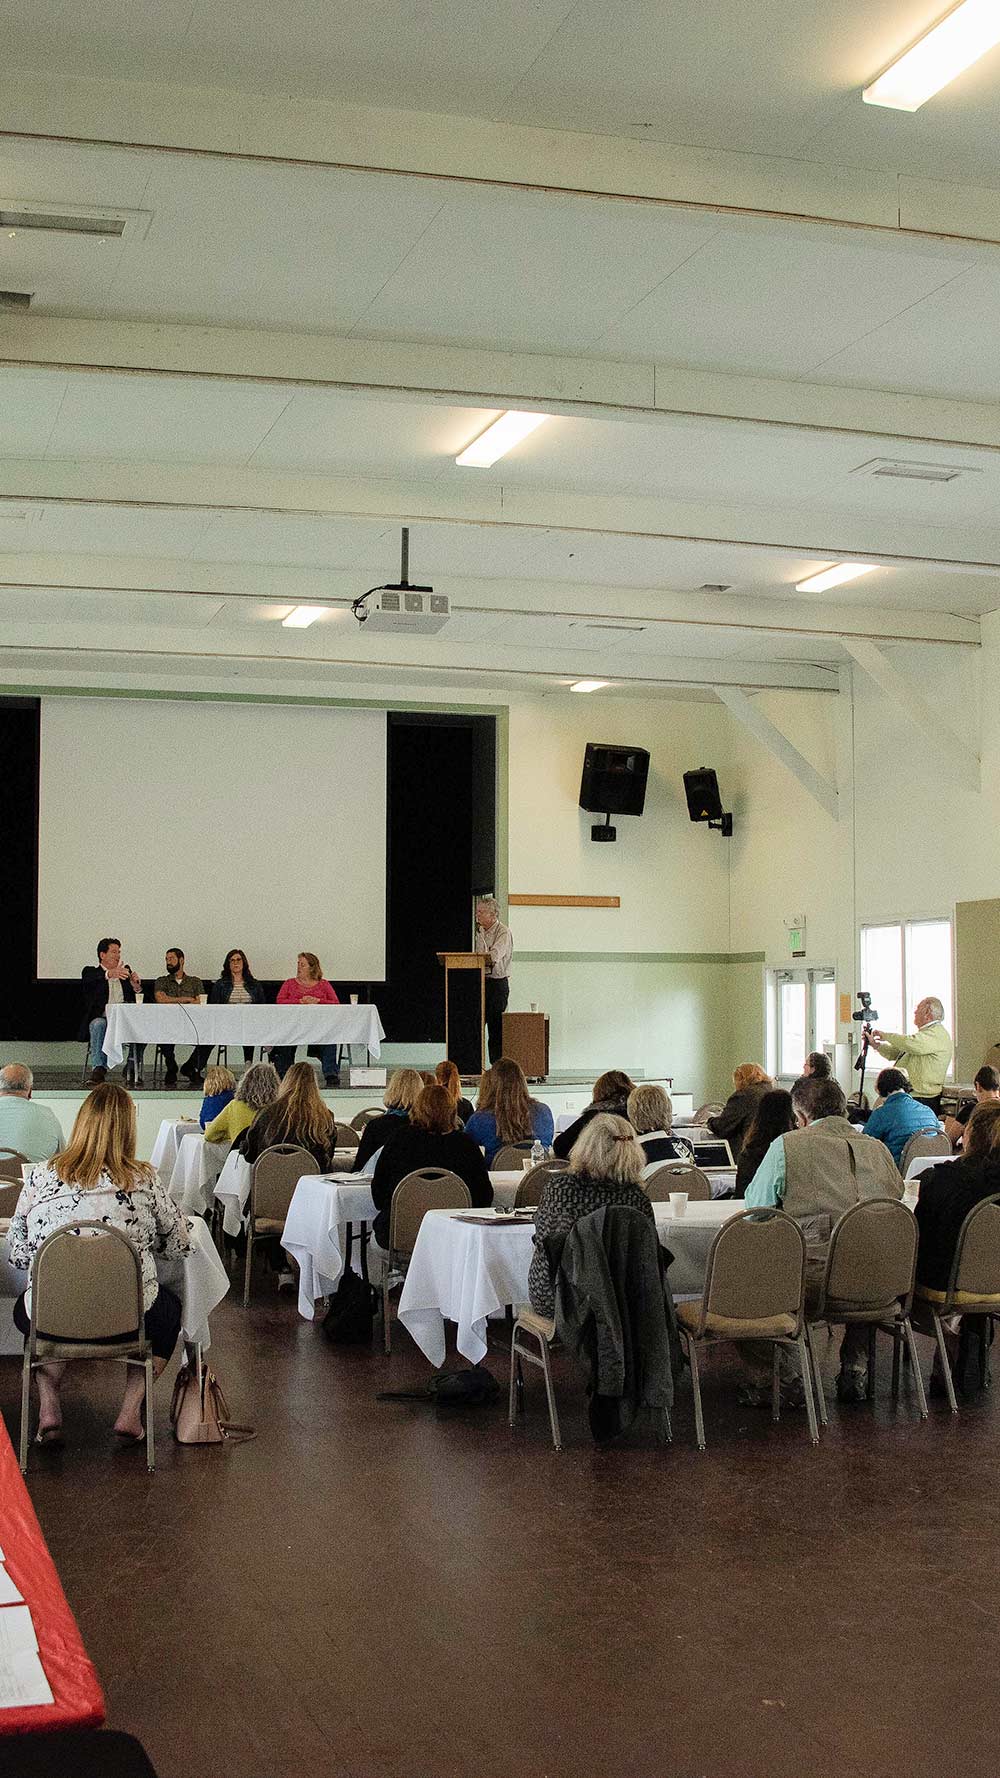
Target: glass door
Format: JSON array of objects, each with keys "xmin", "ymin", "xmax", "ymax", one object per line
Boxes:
[{"xmin": 769, "ymin": 967, "xmax": 836, "ymax": 1081}]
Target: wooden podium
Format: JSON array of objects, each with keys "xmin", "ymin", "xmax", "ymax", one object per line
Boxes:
[
  {"xmin": 502, "ymin": 1011, "xmax": 549, "ymax": 1080},
  {"xmin": 437, "ymin": 951, "xmax": 486, "ymax": 1076}
]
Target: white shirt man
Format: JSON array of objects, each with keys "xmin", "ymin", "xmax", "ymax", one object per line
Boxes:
[
  {"xmin": 0, "ymin": 1064, "xmax": 64, "ymax": 1163},
  {"xmin": 474, "ymin": 897, "xmax": 513, "ymax": 1065}
]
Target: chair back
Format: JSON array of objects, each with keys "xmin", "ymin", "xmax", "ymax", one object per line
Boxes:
[
  {"xmin": 333, "ymin": 1121, "xmax": 360, "ymax": 1149},
  {"xmin": 644, "ymin": 1161, "xmax": 712, "ymax": 1201},
  {"xmin": 0, "ymin": 1179, "xmax": 23, "ymax": 1216},
  {"xmin": 693, "ymin": 1103, "xmax": 723, "ymax": 1123},
  {"xmin": 0, "ymin": 1147, "xmax": 28, "ymax": 1185},
  {"xmin": 820, "ymin": 1198, "xmax": 917, "ymax": 1316},
  {"xmin": 697, "ymin": 1209, "xmax": 806, "ymax": 1334},
  {"xmin": 493, "ymin": 1142, "xmax": 535, "ymax": 1171},
  {"xmin": 351, "ymin": 1107, "xmax": 385, "ymax": 1131},
  {"xmin": 947, "ymin": 1194, "xmax": 1000, "ymax": 1307},
  {"xmin": 251, "ymin": 1144, "xmax": 320, "ymax": 1223},
  {"xmin": 31, "ymin": 1222, "xmax": 145, "ymax": 1345},
  {"xmin": 388, "ymin": 1170, "xmax": 472, "ymax": 1257},
  {"xmin": 513, "ymin": 1158, "xmax": 567, "ymax": 1207},
  {"xmin": 899, "ymin": 1129, "xmax": 952, "ymax": 1175}
]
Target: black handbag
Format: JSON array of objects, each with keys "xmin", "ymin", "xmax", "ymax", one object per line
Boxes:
[{"xmin": 321, "ymin": 1264, "xmax": 377, "ymax": 1344}]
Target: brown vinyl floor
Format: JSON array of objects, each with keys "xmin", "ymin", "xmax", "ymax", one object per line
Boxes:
[{"xmin": 2, "ymin": 1283, "xmax": 998, "ymax": 1778}]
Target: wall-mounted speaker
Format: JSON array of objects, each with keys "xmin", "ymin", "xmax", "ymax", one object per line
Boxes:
[
  {"xmin": 579, "ymin": 742, "xmax": 650, "ymax": 842},
  {"xmin": 683, "ymin": 767, "xmax": 733, "ymax": 837}
]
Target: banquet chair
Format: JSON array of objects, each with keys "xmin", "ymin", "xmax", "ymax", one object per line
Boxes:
[
  {"xmin": 804, "ymin": 1197, "xmax": 926, "ymax": 1426},
  {"xmin": 644, "ymin": 1162, "xmax": 712, "ymax": 1202},
  {"xmin": 513, "ymin": 1159, "xmax": 567, "ymax": 1207},
  {"xmin": 0, "ymin": 1147, "xmax": 28, "ymax": 1186},
  {"xmin": 244, "ymin": 1144, "xmax": 319, "ymax": 1309},
  {"xmin": 911, "ymin": 1193, "xmax": 1000, "ymax": 1413},
  {"xmin": 0, "ymin": 1179, "xmax": 23, "ymax": 1216},
  {"xmin": 333, "ymin": 1121, "xmax": 360, "ymax": 1149},
  {"xmin": 676, "ymin": 1208, "xmax": 818, "ymax": 1450},
  {"xmin": 508, "ymin": 1310, "xmax": 561, "ymax": 1450},
  {"xmin": 19, "ymin": 1222, "xmax": 154, "ymax": 1474},
  {"xmin": 898, "ymin": 1129, "xmax": 952, "ymax": 1176},
  {"xmin": 383, "ymin": 1169, "xmax": 471, "ymax": 1353},
  {"xmin": 351, "ymin": 1107, "xmax": 385, "ymax": 1132},
  {"xmin": 493, "ymin": 1142, "xmax": 535, "ymax": 1171}
]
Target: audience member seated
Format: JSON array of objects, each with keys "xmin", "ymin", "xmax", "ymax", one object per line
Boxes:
[
  {"xmin": 352, "ymin": 1068, "xmax": 424, "ymax": 1174},
  {"xmin": 914, "ymin": 1101, "xmax": 1000, "ymax": 1390},
  {"xmin": 745, "ymin": 1074, "xmax": 902, "ymax": 1402},
  {"xmin": 203, "ymin": 1060, "xmax": 280, "ymax": 1143},
  {"xmin": 0, "ymin": 1063, "xmax": 64, "ymax": 1162},
  {"xmin": 209, "ymin": 947, "xmax": 266, "ymax": 1066},
  {"xmin": 80, "ymin": 936, "xmax": 143, "ymax": 1085},
  {"xmin": 435, "ymin": 1059, "xmax": 474, "ymax": 1124},
  {"xmin": 862, "ymin": 1068, "xmax": 945, "ymax": 1166},
  {"xmin": 552, "ymin": 1070, "xmax": 635, "ymax": 1159},
  {"xmin": 528, "ymin": 1114, "xmax": 654, "ymax": 1319},
  {"xmin": 199, "ymin": 1065, "xmax": 236, "ymax": 1131},
  {"xmin": 465, "ymin": 1057, "xmax": 554, "ymax": 1164},
  {"xmin": 626, "ymin": 1084, "xmax": 693, "ymax": 1170},
  {"xmin": 8, "ymin": 1083, "xmax": 190, "ymax": 1444},
  {"xmin": 371, "ymin": 1083, "xmax": 492, "ymax": 1247},
  {"xmin": 803, "ymin": 1050, "xmax": 832, "ymax": 1079},
  {"xmin": 271, "ymin": 952, "xmax": 341, "ymax": 1083},
  {"xmin": 944, "ymin": 1066, "xmax": 1000, "ymax": 1149},
  {"xmin": 730, "ymin": 1088, "xmax": 796, "ymax": 1199},
  {"xmin": 237, "ymin": 1060, "xmax": 338, "ymax": 1170},
  {"xmin": 154, "ymin": 946, "xmax": 209, "ymax": 1086},
  {"xmin": 706, "ymin": 1063, "xmax": 773, "ymax": 1160}
]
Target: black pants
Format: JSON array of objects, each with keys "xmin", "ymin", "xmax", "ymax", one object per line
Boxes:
[
  {"xmin": 14, "ymin": 1282, "xmax": 182, "ymax": 1363},
  {"xmin": 914, "ymin": 1093, "xmax": 944, "ymax": 1115},
  {"xmin": 160, "ymin": 1044, "xmax": 210, "ymax": 1077},
  {"xmin": 485, "ymin": 977, "xmax": 509, "ymax": 1064}
]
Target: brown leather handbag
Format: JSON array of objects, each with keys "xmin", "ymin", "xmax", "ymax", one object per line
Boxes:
[{"xmin": 170, "ymin": 1351, "xmax": 254, "ymax": 1445}]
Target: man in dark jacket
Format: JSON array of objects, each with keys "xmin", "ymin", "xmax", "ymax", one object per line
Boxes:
[{"xmin": 80, "ymin": 937, "xmax": 143, "ymax": 1084}]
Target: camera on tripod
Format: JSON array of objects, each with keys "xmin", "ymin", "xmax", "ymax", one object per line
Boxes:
[{"xmin": 851, "ymin": 989, "xmax": 878, "ymax": 1028}]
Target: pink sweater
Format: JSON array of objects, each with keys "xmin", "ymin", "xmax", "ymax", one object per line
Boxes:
[{"xmin": 277, "ymin": 977, "xmax": 339, "ymax": 1004}]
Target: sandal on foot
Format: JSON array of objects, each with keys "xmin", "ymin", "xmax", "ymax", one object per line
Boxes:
[{"xmin": 35, "ymin": 1426, "xmax": 64, "ymax": 1448}]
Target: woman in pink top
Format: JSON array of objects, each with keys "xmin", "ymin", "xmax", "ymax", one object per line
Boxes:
[{"xmin": 272, "ymin": 951, "xmax": 341, "ymax": 1082}]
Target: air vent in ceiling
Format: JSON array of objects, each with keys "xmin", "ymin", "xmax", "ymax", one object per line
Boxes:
[
  {"xmin": 0, "ymin": 290, "xmax": 31, "ymax": 308},
  {"xmin": 0, "ymin": 202, "xmax": 151, "ymax": 242},
  {"xmin": 570, "ymin": 621, "xmax": 647, "ymax": 634},
  {"xmin": 853, "ymin": 457, "xmax": 981, "ymax": 484},
  {"xmin": 700, "ymin": 583, "xmax": 731, "ymax": 592}
]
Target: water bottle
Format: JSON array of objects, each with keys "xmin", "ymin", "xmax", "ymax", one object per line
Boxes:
[{"xmin": 531, "ymin": 1138, "xmax": 544, "ymax": 1167}]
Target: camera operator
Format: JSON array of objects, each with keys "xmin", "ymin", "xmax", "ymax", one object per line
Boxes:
[{"xmin": 869, "ymin": 996, "xmax": 953, "ymax": 1114}]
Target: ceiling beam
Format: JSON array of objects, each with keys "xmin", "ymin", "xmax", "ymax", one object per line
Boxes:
[
  {"xmin": 842, "ymin": 637, "xmax": 981, "ymax": 791},
  {"xmin": 8, "ymin": 314, "xmax": 1000, "ymax": 453},
  {"xmin": 7, "ymin": 72, "xmax": 1000, "ymax": 248},
  {"xmin": 716, "ymin": 686, "xmax": 840, "ymax": 819}
]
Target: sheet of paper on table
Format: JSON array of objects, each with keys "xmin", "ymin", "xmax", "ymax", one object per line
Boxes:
[
  {"xmin": 0, "ymin": 1566, "xmax": 24, "ymax": 1606},
  {"xmin": 0, "ymin": 1651, "xmax": 54, "ymax": 1709}
]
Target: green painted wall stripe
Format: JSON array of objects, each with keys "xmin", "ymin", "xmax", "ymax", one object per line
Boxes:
[{"xmin": 518, "ymin": 951, "xmax": 765, "ymax": 965}]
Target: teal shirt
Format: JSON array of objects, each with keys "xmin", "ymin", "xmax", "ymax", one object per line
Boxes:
[
  {"xmin": 0, "ymin": 1097, "xmax": 64, "ymax": 1163},
  {"xmin": 744, "ymin": 1133, "xmax": 787, "ymax": 1207}
]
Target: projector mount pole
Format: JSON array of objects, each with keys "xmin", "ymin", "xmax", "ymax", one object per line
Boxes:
[{"xmin": 399, "ymin": 526, "xmax": 410, "ymax": 588}]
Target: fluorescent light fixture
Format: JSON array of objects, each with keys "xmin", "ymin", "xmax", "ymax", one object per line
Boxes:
[
  {"xmin": 569, "ymin": 679, "xmax": 610, "ymax": 693},
  {"xmin": 863, "ymin": 0, "xmax": 1000, "ymax": 110},
  {"xmin": 456, "ymin": 411, "xmax": 549, "ymax": 467},
  {"xmin": 795, "ymin": 563, "xmax": 879, "ymax": 594},
  {"xmin": 281, "ymin": 606, "xmax": 329, "ymax": 628}
]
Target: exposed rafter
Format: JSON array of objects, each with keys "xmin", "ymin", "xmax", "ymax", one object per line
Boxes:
[
  {"xmin": 842, "ymin": 637, "xmax": 981, "ymax": 790},
  {"xmin": 715, "ymin": 685, "xmax": 840, "ymax": 819}
]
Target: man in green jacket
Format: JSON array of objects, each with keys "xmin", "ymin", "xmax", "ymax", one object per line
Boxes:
[{"xmin": 870, "ymin": 996, "xmax": 953, "ymax": 1111}]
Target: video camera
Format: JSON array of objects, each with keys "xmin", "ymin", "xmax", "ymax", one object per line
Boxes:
[{"xmin": 851, "ymin": 990, "xmax": 878, "ymax": 1028}]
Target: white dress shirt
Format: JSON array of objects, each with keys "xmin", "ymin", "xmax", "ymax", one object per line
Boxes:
[{"xmin": 475, "ymin": 919, "xmax": 513, "ymax": 980}]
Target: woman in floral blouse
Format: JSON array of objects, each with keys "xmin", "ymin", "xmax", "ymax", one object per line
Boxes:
[{"xmin": 9, "ymin": 1083, "xmax": 191, "ymax": 1446}]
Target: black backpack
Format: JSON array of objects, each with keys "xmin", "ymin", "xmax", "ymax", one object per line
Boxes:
[
  {"xmin": 321, "ymin": 1265, "xmax": 377, "ymax": 1345},
  {"xmin": 377, "ymin": 1368, "xmax": 502, "ymax": 1408}
]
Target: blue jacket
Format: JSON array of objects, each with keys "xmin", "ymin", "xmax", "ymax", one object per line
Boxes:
[
  {"xmin": 862, "ymin": 1092, "xmax": 943, "ymax": 1165},
  {"xmin": 464, "ymin": 1101, "xmax": 554, "ymax": 1164}
]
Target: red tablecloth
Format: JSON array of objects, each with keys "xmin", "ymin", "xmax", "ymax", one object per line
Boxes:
[{"xmin": 0, "ymin": 1415, "xmax": 105, "ymax": 1735}]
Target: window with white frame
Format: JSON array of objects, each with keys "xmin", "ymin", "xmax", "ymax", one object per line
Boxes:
[
  {"xmin": 859, "ymin": 920, "xmax": 954, "ymax": 1065},
  {"xmin": 766, "ymin": 966, "xmax": 836, "ymax": 1080}
]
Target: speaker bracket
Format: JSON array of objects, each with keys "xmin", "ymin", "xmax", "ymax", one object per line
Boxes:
[
  {"xmin": 591, "ymin": 813, "xmax": 617, "ymax": 842},
  {"xmin": 708, "ymin": 813, "xmax": 734, "ymax": 837}
]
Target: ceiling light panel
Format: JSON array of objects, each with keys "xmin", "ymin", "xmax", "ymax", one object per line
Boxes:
[
  {"xmin": 852, "ymin": 457, "xmax": 981, "ymax": 484},
  {"xmin": 569, "ymin": 679, "xmax": 611, "ymax": 692},
  {"xmin": 0, "ymin": 202, "xmax": 151, "ymax": 241},
  {"xmin": 455, "ymin": 411, "xmax": 550, "ymax": 467},
  {"xmin": 795, "ymin": 563, "xmax": 879, "ymax": 593},
  {"xmin": 281, "ymin": 606, "xmax": 332, "ymax": 627},
  {"xmin": 863, "ymin": 0, "xmax": 1000, "ymax": 110}
]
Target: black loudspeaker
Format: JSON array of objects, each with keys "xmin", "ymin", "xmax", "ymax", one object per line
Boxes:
[
  {"xmin": 683, "ymin": 767, "xmax": 733, "ymax": 836},
  {"xmin": 579, "ymin": 743, "xmax": 650, "ymax": 817}
]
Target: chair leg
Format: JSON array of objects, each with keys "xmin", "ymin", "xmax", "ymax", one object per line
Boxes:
[
  {"xmin": 805, "ymin": 1322, "xmax": 829, "ymax": 1427},
  {"xmin": 538, "ymin": 1335, "xmax": 562, "ymax": 1452},
  {"xmin": 891, "ymin": 1323, "xmax": 902, "ymax": 1398},
  {"xmin": 771, "ymin": 1344, "xmax": 781, "ymax": 1423},
  {"xmin": 242, "ymin": 1228, "xmax": 253, "ymax": 1310},
  {"xmin": 901, "ymin": 1315, "xmax": 928, "ymax": 1420},
  {"xmin": 867, "ymin": 1324, "xmax": 877, "ymax": 1399},
  {"xmin": 686, "ymin": 1336, "xmax": 706, "ymax": 1451},
  {"xmin": 383, "ymin": 1271, "xmax": 391, "ymax": 1355},
  {"xmin": 933, "ymin": 1311, "xmax": 959, "ymax": 1414},
  {"xmin": 144, "ymin": 1358, "xmax": 155, "ymax": 1473},
  {"xmin": 19, "ymin": 1354, "xmax": 31, "ymax": 1474},
  {"xmin": 796, "ymin": 1335, "xmax": 820, "ymax": 1445}
]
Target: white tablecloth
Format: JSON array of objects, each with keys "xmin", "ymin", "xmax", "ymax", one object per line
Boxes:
[
  {"xmin": 215, "ymin": 1148, "xmax": 357, "ymax": 1238},
  {"xmin": 151, "ymin": 1117, "xmax": 203, "ymax": 1184},
  {"xmin": 104, "ymin": 1002, "xmax": 386, "ymax": 1068},
  {"xmin": 170, "ymin": 1133, "xmax": 230, "ymax": 1216},
  {"xmin": 905, "ymin": 1152, "xmax": 957, "ymax": 1182}
]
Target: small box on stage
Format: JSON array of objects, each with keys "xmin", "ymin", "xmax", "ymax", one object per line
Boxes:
[{"xmin": 349, "ymin": 1066, "xmax": 387, "ymax": 1087}]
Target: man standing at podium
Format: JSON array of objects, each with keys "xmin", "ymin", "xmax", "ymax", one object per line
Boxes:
[{"xmin": 475, "ymin": 897, "xmax": 513, "ymax": 1064}]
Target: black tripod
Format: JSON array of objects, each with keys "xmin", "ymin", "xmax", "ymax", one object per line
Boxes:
[{"xmin": 854, "ymin": 1022, "xmax": 874, "ymax": 1109}]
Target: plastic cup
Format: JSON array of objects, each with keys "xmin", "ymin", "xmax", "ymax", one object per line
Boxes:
[
  {"xmin": 669, "ymin": 1191, "xmax": 688, "ymax": 1215},
  {"xmin": 134, "ymin": 991, "xmax": 144, "ymax": 1004},
  {"xmin": 198, "ymin": 994, "xmax": 209, "ymax": 1004},
  {"xmin": 350, "ymin": 993, "xmax": 359, "ymax": 1005},
  {"xmin": 522, "ymin": 1158, "xmax": 533, "ymax": 1172},
  {"xmin": 530, "ymin": 1002, "xmax": 538, "ymax": 1013}
]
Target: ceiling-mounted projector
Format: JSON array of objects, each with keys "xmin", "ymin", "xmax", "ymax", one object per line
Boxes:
[{"xmin": 352, "ymin": 527, "xmax": 450, "ymax": 634}]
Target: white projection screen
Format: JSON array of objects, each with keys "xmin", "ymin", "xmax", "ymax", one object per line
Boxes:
[{"xmin": 37, "ymin": 698, "xmax": 387, "ymax": 982}]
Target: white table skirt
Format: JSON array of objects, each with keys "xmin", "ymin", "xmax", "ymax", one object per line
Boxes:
[
  {"xmin": 0, "ymin": 1214, "xmax": 229, "ymax": 1355},
  {"xmin": 151, "ymin": 1117, "xmax": 203, "ymax": 1184},
  {"xmin": 104, "ymin": 1002, "xmax": 386, "ymax": 1068},
  {"xmin": 170, "ymin": 1133, "xmax": 231, "ymax": 1216}
]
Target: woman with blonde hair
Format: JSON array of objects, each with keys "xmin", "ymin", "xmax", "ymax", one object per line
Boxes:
[
  {"xmin": 528, "ymin": 1113, "xmax": 653, "ymax": 1319},
  {"xmin": 370, "ymin": 1083, "xmax": 492, "ymax": 1247},
  {"xmin": 237, "ymin": 1059, "xmax": 337, "ymax": 1170},
  {"xmin": 8, "ymin": 1083, "xmax": 191, "ymax": 1445},
  {"xmin": 198, "ymin": 1064, "xmax": 236, "ymax": 1131},
  {"xmin": 707, "ymin": 1062, "xmax": 774, "ymax": 1160},
  {"xmin": 435, "ymin": 1059, "xmax": 474, "ymax": 1125},
  {"xmin": 352, "ymin": 1067, "xmax": 424, "ymax": 1173},
  {"xmin": 465, "ymin": 1056, "xmax": 554, "ymax": 1164},
  {"xmin": 203, "ymin": 1059, "xmax": 280, "ymax": 1144},
  {"xmin": 272, "ymin": 951, "xmax": 341, "ymax": 1083},
  {"xmin": 626, "ymin": 1084, "xmax": 693, "ymax": 1169}
]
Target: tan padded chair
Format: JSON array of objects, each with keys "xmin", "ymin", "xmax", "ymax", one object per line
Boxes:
[
  {"xmin": 492, "ymin": 1142, "xmax": 536, "ymax": 1171},
  {"xmin": 644, "ymin": 1161, "xmax": 712, "ymax": 1202},
  {"xmin": 333, "ymin": 1121, "xmax": 360, "ymax": 1149},
  {"xmin": 513, "ymin": 1159, "xmax": 567, "ymax": 1208},
  {"xmin": 0, "ymin": 1179, "xmax": 22, "ymax": 1217},
  {"xmin": 19, "ymin": 1222, "xmax": 154, "ymax": 1474},
  {"xmin": 508, "ymin": 1309, "xmax": 561, "ymax": 1450},
  {"xmin": 0, "ymin": 1147, "xmax": 28, "ymax": 1185},
  {"xmin": 351, "ymin": 1107, "xmax": 385, "ymax": 1132},
  {"xmin": 676, "ymin": 1208, "xmax": 818, "ymax": 1450},
  {"xmin": 383, "ymin": 1169, "xmax": 472, "ymax": 1353},
  {"xmin": 899, "ymin": 1129, "xmax": 952, "ymax": 1176},
  {"xmin": 244, "ymin": 1143, "xmax": 319, "ymax": 1308},
  {"xmin": 805, "ymin": 1198, "xmax": 927, "ymax": 1426},
  {"xmin": 912, "ymin": 1192, "xmax": 1000, "ymax": 1413}
]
